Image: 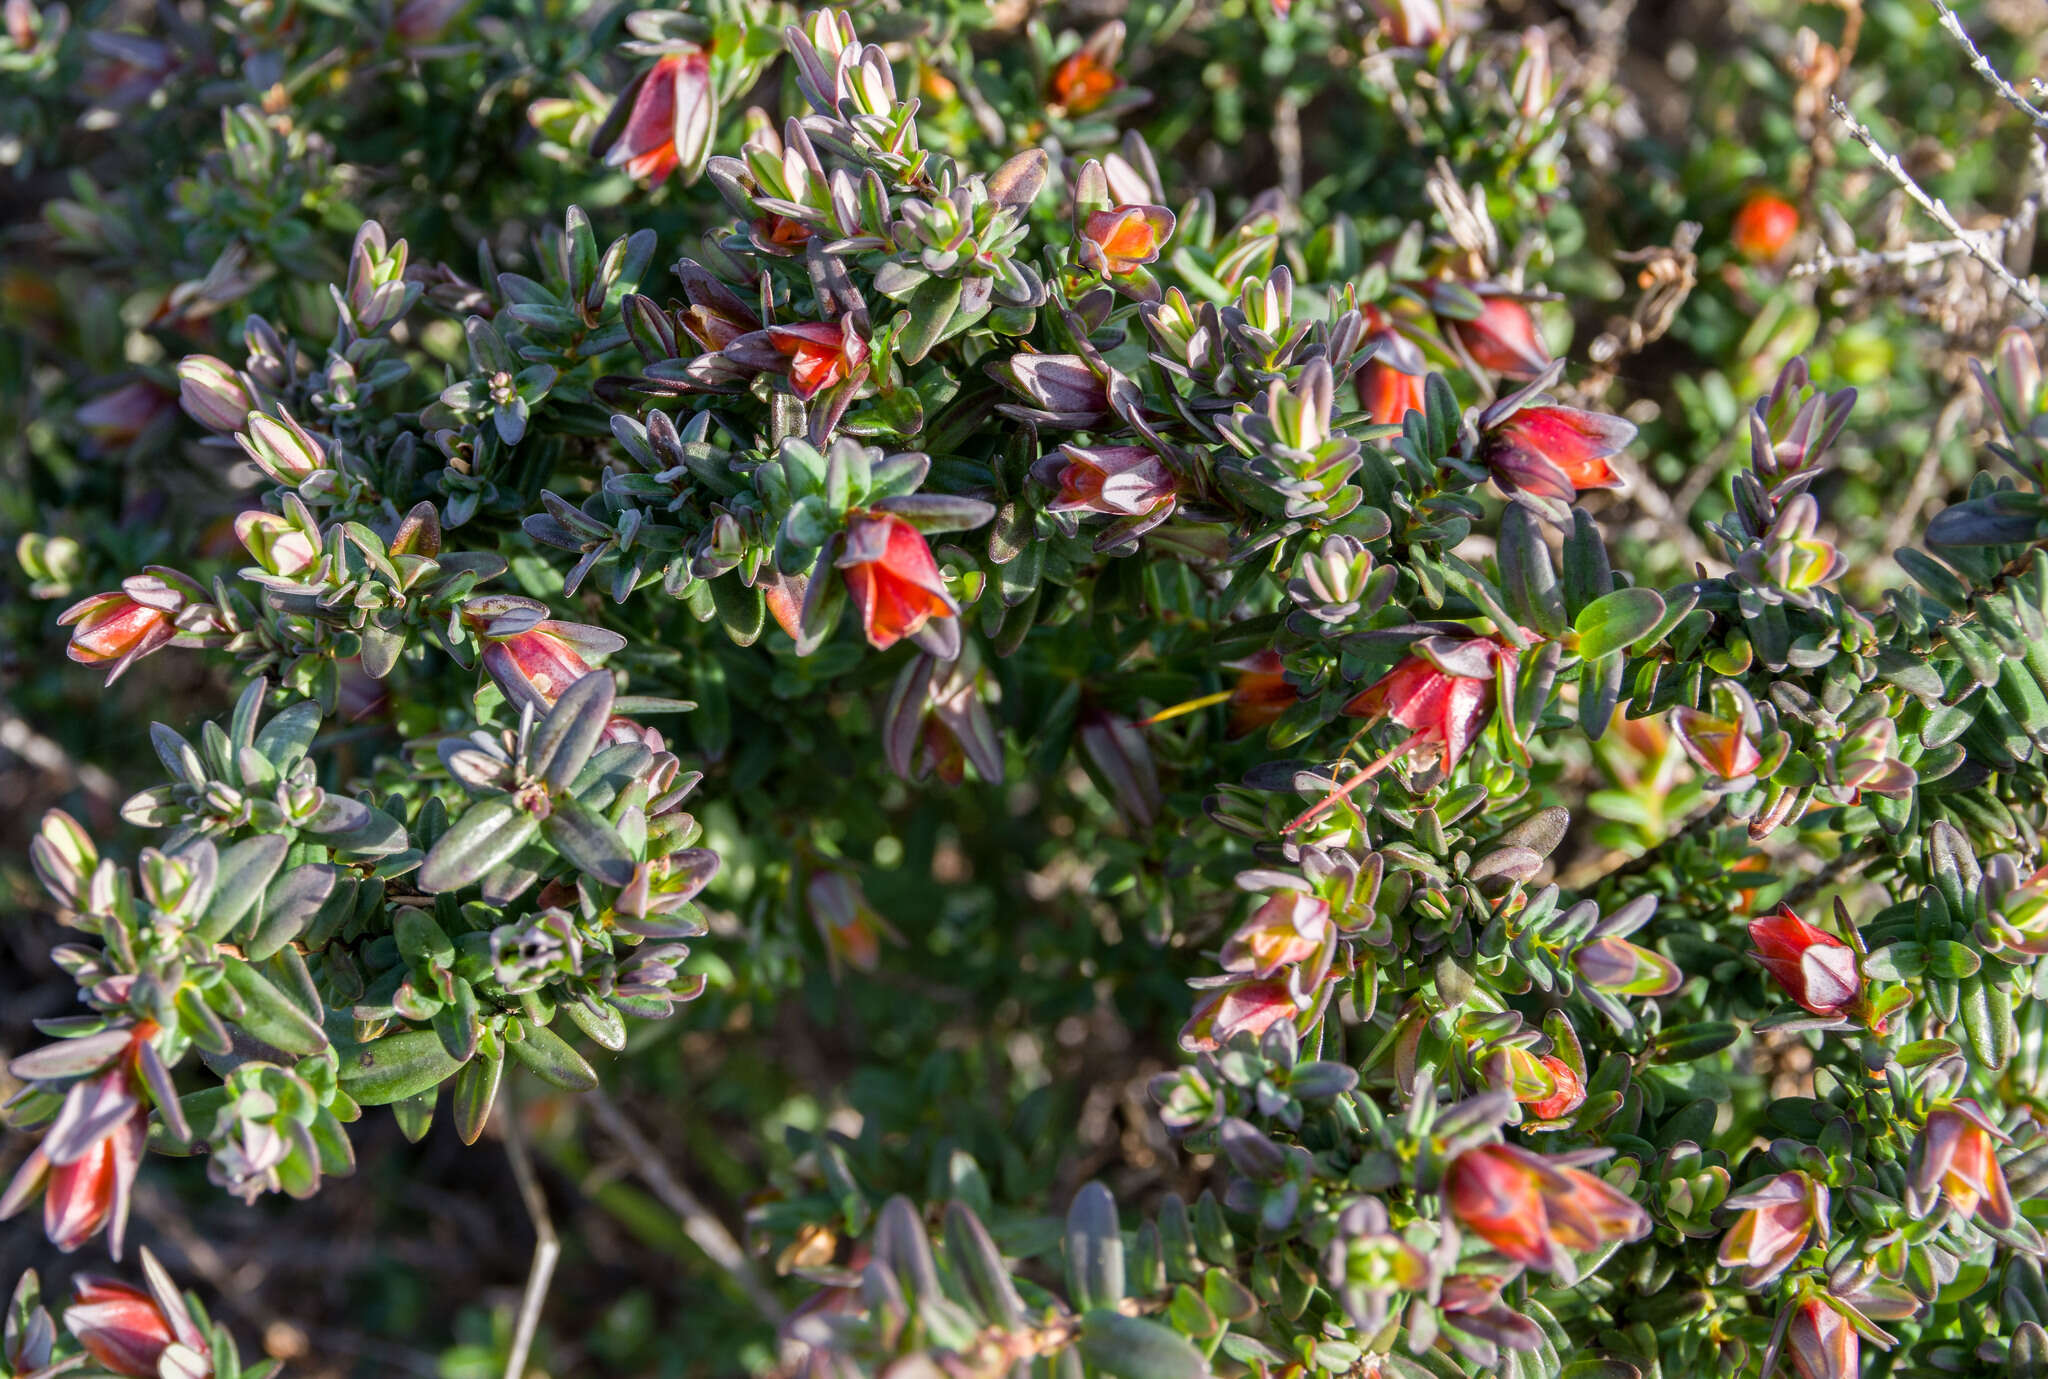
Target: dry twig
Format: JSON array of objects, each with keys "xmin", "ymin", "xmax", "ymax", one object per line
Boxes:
[
  {"xmin": 500, "ymin": 1102, "xmax": 560, "ymax": 1379},
  {"xmin": 1827, "ymin": 94, "xmax": 2048, "ymax": 323}
]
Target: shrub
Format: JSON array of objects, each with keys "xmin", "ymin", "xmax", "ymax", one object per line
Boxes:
[{"xmin": 4, "ymin": 2, "xmax": 2048, "ymax": 1377}]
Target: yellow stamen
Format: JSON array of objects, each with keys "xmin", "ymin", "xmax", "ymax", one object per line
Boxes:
[{"xmin": 1139, "ymin": 688, "xmax": 1235, "ymax": 726}]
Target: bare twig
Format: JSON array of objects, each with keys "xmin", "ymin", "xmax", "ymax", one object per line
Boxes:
[
  {"xmin": 1828, "ymin": 94, "xmax": 2048, "ymax": 323},
  {"xmin": 500, "ymin": 1102, "xmax": 560, "ymax": 1379},
  {"xmin": 1883, "ymin": 390, "xmax": 1974, "ymax": 553},
  {"xmin": 584, "ymin": 1089, "xmax": 785, "ymax": 1324},
  {"xmin": 1929, "ymin": 0, "xmax": 2048, "ymax": 132}
]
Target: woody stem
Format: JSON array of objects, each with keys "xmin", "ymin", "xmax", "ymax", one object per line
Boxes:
[{"xmin": 1281, "ymin": 729, "xmax": 1430, "ymax": 835}]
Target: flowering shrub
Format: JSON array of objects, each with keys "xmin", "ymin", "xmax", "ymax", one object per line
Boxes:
[{"xmin": 6, "ymin": 1, "xmax": 2048, "ymax": 1376}]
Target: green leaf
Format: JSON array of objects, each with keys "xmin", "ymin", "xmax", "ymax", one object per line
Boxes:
[
  {"xmin": 896, "ymin": 276, "xmax": 964, "ymax": 366},
  {"xmin": 540, "ymin": 793, "xmax": 637, "ymax": 886},
  {"xmin": 196, "ymin": 835, "xmax": 289, "ymax": 943},
  {"xmin": 1574, "ymin": 587, "xmax": 1667, "ymax": 661},
  {"xmin": 339, "ymin": 1029, "xmax": 465, "ymax": 1105},
  {"xmin": 505, "ymin": 1022, "xmax": 598, "ymax": 1091},
  {"xmin": 1077, "ymin": 1310, "xmax": 1209, "ymax": 1379},
  {"xmin": 416, "ymin": 795, "xmax": 540, "ymax": 894},
  {"xmin": 528, "ymin": 670, "xmax": 616, "ymax": 789},
  {"xmin": 1065, "ymin": 1180, "xmax": 1125, "ymax": 1311},
  {"xmin": 452, "ymin": 1048, "xmax": 503, "ymax": 1145},
  {"xmin": 220, "ymin": 956, "xmax": 329, "ymax": 1056}
]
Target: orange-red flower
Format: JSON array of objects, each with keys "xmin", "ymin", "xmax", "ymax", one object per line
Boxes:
[
  {"xmin": 1357, "ymin": 357, "xmax": 1428, "ymax": 427},
  {"xmin": 1342, "ymin": 647, "xmax": 1508, "ymax": 773},
  {"xmin": 1078, "ymin": 205, "xmax": 1174, "ymax": 277},
  {"xmin": 1447, "ymin": 295, "xmax": 1550, "ymax": 378},
  {"xmin": 1038, "ymin": 444, "xmax": 1176, "ymax": 519},
  {"xmin": 1786, "ymin": 1299, "xmax": 1857, "ymax": 1379},
  {"xmin": 1717, "ymin": 1171, "xmax": 1826, "ymax": 1287},
  {"xmin": 1748, "ymin": 903, "xmax": 1863, "ymax": 1023},
  {"xmin": 1522, "ymin": 1055, "xmax": 1586, "ymax": 1121},
  {"xmin": 602, "ymin": 49, "xmax": 714, "ymax": 184},
  {"xmin": 1444, "ymin": 1144, "xmax": 1649, "ymax": 1279},
  {"xmin": 1671, "ymin": 704, "xmax": 1762, "ymax": 778},
  {"xmin": 1049, "ymin": 50, "xmax": 1120, "ymax": 114},
  {"xmin": 1734, "ymin": 193, "xmax": 1800, "ymax": 261},
  {"xmin": 768, "ymin": 320, "xmax": 869, "ymax": 400},
  {"xmin": 59, "ymin": 592, "xmax": 173, "ymax": 671},
  {"xmin": 1219, "ymin": 892, "xmax": 1332, "ymax": 979},
  {"xmin": 839, "ymin": 511, "xmax": 959, "ymax": 652},
  {"xmin": 1179, "ymin": 980, "xmax": 1302, "ymax": 1052},
  {"xmin": 0, "ymin": 1031, "xmax": 155, "ymax": 1258},
  {"xmin": 64, "ymin": 1264, "xmax": 209, "ymax": 1379},
  {"xmin": 1482, "ymin": 404, "xmax": 1634, "ymax": 501},
  {"xmin": 1227, "ymin": 650, "xmax": 1298, "ymax": 738},
  {"xmin": 464, "ymin": 595, "xmax": 627, "ymax": 714},
  {"xmin": 1912, "ymin": 1101, "xmax": 2016, "ymax": 1229}
]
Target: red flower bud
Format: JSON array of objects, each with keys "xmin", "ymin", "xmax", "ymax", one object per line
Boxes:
[
  {"xmin": 1445, "ymin": 1144, "xmax": 1649, "ymax": 1280},
  {"xmin": 1447, "ymin": 295, "xmax": 1551, "ymax": 378},
  {"xmin": 839, "ymin": 511, "xmax": 959, "ymax": 652},
  {"xmin": 1042, "ymin": 444, "xmax": 1176, "ymax": 517},
  {"xmin": 466, "ymin": 596, "xmax": 626, "ymax": 714},
  {"xmin": 1786, "ymin": 1299, "xmax": 1857, "ymax": 1379},
  {"xmin": 59, "ymin": 593, "xmax": 174, "ymax": 671},
  {"xmin": 1747, "ymin": 903, "xmax": 1862, "ymax": 1022},
  {"xmin": 64, "ymin": 1265, "xmax": 208, "ymax": 1379},
  {"xmin": 1482, "ymin": 404, "xmax": 1633, "ymax": 502},
  {"xmin": 1734, "ymin": 193, "xmax": 1800, "ymax": 262}
]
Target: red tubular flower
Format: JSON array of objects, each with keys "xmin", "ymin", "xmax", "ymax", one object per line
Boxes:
[
  {"xmin": 1219, "ymin": 892, "xmax": 1332, "ymax": 979},
  {"xmin": 465, "ymin": 598, "xmax": 626, "ymax": 716},
  {"xmin": 64, "ymin": 1266, "xmax": 209, "ymax": 1379},
  {"xmin": 1179, "ymin": 980, "xmax": 1301, "ymax": 1052},
  {"xmin": 839, "ymin": 511, "xmax": 959, "ymax": 652},
  {"xmin": 1447, "ymin": 295, "xmax": 1551, "ymax": 378},
  {"xmin": 1341, "ymin": 651, "xmax": 1502, "ymax": 772},
  {"xmin": 1912, "ymin": 1101, "xmax": 2016, "ymax": 1229},
  {"xmin": 1747, "ymin": 902, "xmax": 1862, "ymax": 1022},
  {"xmin": 603, "ymin": 49, "xmax": 714, "ymax": 184},
  {"xmin": 1357, "ymin": 357, "xmax": 1428, "ymax": 427},
  {"xmin": 59, "ymin": 592, "xmax": 174, "ymax": 672},
  {"xmin": 1227, "ymin": 650, "xmax": 1298, "ymax": 738},
  {"xmin": 806, "ymin": 871, "xmax": 901, "ymax": 980},
  {"xmin": 1287, "ymin": 639, "xmax": 1515, "ymax": 834},
  {"xmin": 1717, "ymin": 1171, "xmax": 1826, "ymax": 1288},
  {"xmin": 1482, "ymin": 404, "xmax": 1634, "ymax": 501},
  {"xmin": 1734, "ymin": 193, "xmax": 1800, "ymax": 261},
  {"xmin": 1079, "ymin": 205, "xmax": 1174, "ymax": 277},
  {"xmin": 1786, "ymin": 1299, "xmax": 1858, "ymax": 1379},
  {"xmin": 768, "ymin": 320, "xmax": 869, "ymax": 400},
  {"xmin": 1444, "ymin": 1144, "xmax": 1650, "ymax": 1280},
  {"xmin": 0, "ymin": 1058, "xmax": 150, "ymax": 1257},
  {"xmin": 1522, "ymin": 1055, "xmax": 1585, "ymax": 1120}
]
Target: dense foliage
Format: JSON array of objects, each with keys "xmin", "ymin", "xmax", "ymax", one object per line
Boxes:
[{"xmin": 5, "ymin": 1, "xmax": 2048, "ymax": 1376}]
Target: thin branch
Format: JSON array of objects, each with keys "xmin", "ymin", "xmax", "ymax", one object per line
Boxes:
[
  {"xmin": 500, "ymin": 1101, "xmax": 560, "ymax": 1379},
  {"xmin": 584, "ymin": 1089, "xmax": 785, "ymax": 1324},
  {"xmin": 1929, "ymin": 0, "xmax": 2048, "ymax": 132},
  {"xmin": 1829, "ymin": 94, "xmax": 2048, "ymax": 323}
]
